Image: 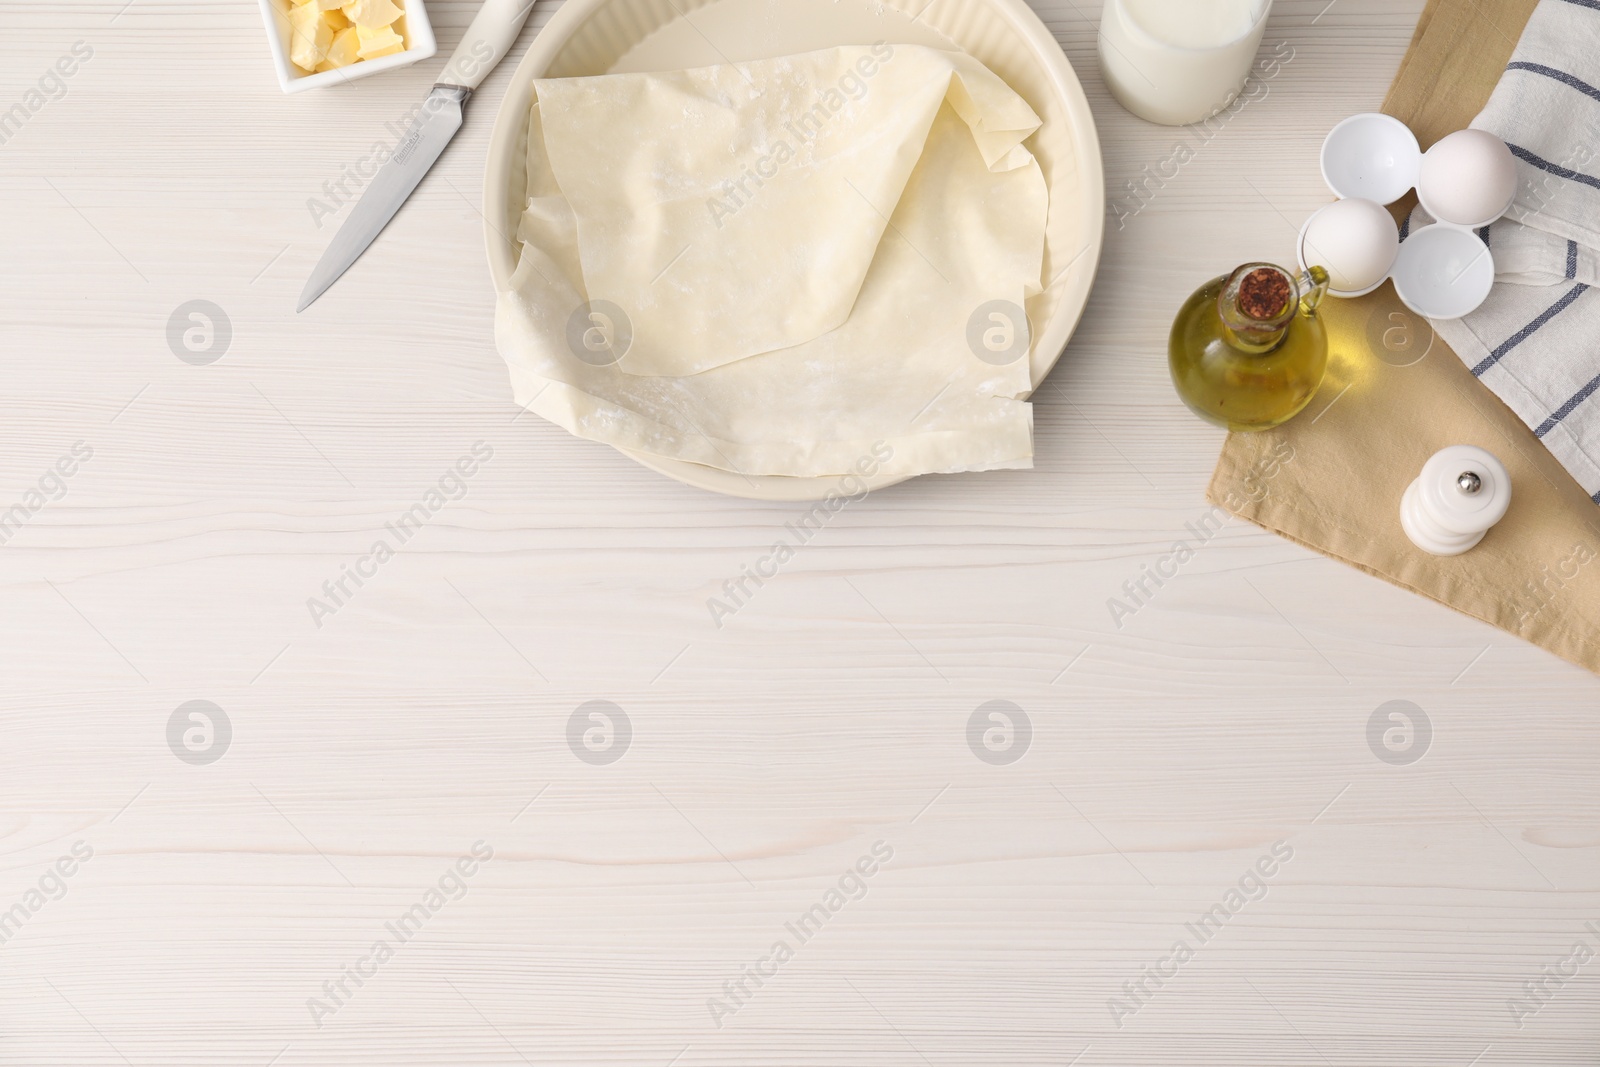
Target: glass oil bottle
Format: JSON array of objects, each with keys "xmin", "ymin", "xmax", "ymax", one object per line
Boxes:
[{"xmin": 1169, "ymin": 262, "xmax": 1331, "ymax": 431}]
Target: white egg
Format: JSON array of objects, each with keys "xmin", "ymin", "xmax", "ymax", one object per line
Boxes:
[
  {"xmin": 1418, "ymin": 129, "xmax": 1517, "ymax": 227},
  {"xmin": 1300, "ymin": 197, "xmax": 1400, "ymax": 294}
]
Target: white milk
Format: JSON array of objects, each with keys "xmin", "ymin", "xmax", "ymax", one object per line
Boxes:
[
  {"xmin": 1122, "ymin": 0, "xmax": 1267, "ymax": 46},
  {"xmin": 1099, "ymin": 0, "xmax": 1273, "ymax": 125}
]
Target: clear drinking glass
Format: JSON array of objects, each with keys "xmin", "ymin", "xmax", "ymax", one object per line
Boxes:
[{"xmin": 1098, "ymin": 0, "xmax": 1274, "ymax": 126}]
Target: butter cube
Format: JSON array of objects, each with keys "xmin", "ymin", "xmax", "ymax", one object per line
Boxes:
[
  {"xmin": 322, "ymin": 7, "xmax": 351, "ymax": 30},
  {"xmin": 342, "ymin": 0, "xmax": 403, "ymax": 29},
  {"xmin": 287, "ymin": 1, "xmax": 333, "ymax": 71},
  {"xmin": 323, "ymin": 26, "xmax": 361, "ymax": 68},
  {"xmin": 354, "ymin": 21, "xmax": 405, "ymax": 58}
]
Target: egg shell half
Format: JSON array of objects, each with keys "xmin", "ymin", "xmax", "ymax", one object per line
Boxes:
[{"xmin": 1320, "ymin": 112, "xmax": 1421, "ymax": 204}]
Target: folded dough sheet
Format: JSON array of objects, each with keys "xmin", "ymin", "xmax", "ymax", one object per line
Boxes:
[{"xmin": 495, "ymin": 44, "xmax": 1049, "ymax": 478}]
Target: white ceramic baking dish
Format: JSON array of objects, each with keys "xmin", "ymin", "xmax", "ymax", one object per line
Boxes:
[{"xmin": 483, "ymin": 0, "xmax": 1104, "ymax": 500}]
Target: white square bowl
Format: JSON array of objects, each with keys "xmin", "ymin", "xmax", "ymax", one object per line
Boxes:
[{"xmin": 257, "ymin": 0, "xmax": 438, "ymax": 94}]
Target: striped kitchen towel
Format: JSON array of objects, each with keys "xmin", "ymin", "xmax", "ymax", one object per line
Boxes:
[{"xmin": 1408, "ymin": 0, "xmax": 1600, "ymax": 502}]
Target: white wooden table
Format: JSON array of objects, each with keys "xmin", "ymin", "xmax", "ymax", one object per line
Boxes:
[{"xmin": 4, "ymin": 1, "xmax": 1598, "ymax": 1063}]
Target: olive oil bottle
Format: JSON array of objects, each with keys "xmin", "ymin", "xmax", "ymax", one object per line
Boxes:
[{"xmin": 1169, "ymin": 263, "xmax": 1331, "ymax": 431}]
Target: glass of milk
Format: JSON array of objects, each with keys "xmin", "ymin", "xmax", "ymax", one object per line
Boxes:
[{"xmin": 1099, "ymin": 0, "xmax": 1273, "ymax": 125}]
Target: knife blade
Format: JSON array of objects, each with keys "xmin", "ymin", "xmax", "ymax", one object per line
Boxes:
[{"xmin": 297, "ymin": 0, "xmax": 538, "ymax": 312}]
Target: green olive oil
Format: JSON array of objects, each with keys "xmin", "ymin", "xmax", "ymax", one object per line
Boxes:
[{"xmin": 1169, "ymin": 263, "xmax": 1331, "ymax": 432}]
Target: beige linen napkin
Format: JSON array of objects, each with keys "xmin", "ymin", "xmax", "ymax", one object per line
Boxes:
[{"xmin": 1209, "ymin": 0, "xmax": 1600, "ymax": 674}]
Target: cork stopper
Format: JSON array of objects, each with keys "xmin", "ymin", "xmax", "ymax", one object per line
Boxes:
[
  {"xmin": 1237, "ymin": 267, "xmax": 1291, "ymax": 321},
  {"xmin": 1216, "ymin": 262, "xmax": 1304, "ymax": 352}
]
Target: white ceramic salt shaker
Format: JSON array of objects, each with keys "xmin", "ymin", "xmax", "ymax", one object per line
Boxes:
[{"xmin": 1400, "ymin": 445, "xmax": 1512, "ymax": 555}]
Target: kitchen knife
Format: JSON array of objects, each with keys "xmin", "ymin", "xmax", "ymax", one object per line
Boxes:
[{"xmin": 297, "ymin": 0, "xmax": 537, "ymax": 312}]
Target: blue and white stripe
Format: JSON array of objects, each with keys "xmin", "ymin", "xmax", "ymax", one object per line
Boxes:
[
  {"xmin": 1468, "ymin": 283, "xmax": 1589, "ymax": 377},
  {"xmin": 1421, "ymin": 0, "xmax": 1600, "ymax": 501}
]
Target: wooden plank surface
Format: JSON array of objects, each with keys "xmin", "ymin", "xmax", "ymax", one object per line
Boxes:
[{"xmin": 1, "ymin": 0, "xmax": 1597, "ymax": 1063}]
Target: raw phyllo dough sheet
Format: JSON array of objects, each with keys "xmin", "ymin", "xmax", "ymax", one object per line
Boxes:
[{"xmin": 495, "ymin": 44, "xmax": 1049, "ymax": 479}]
